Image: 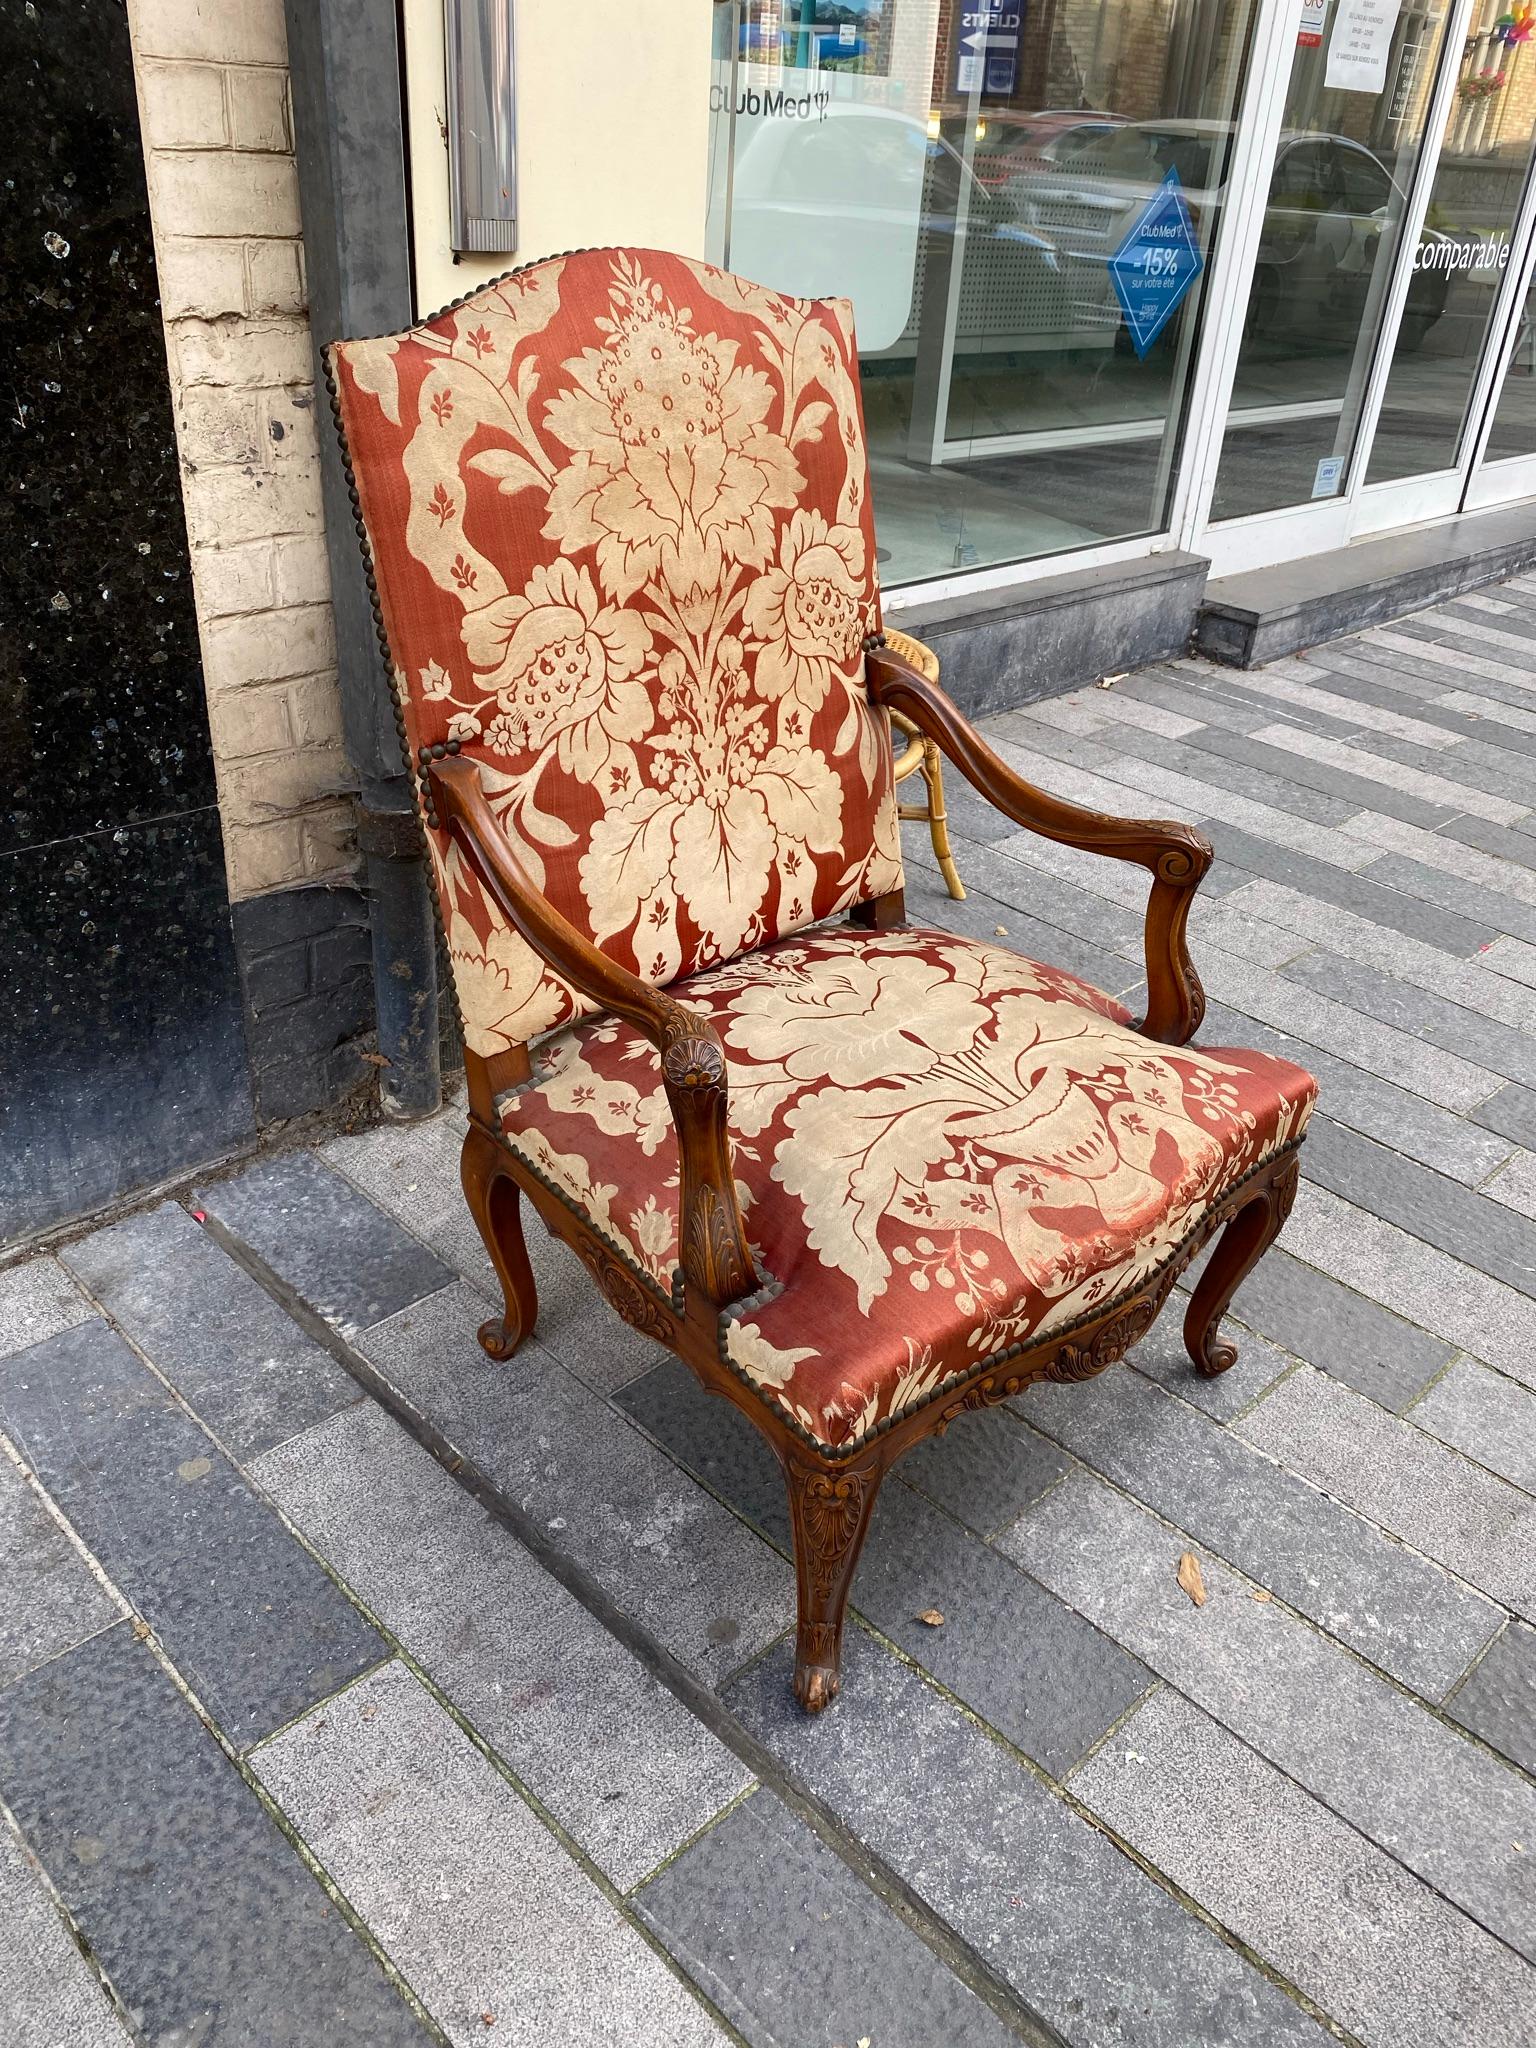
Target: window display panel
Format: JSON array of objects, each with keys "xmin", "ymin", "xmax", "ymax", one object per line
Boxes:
[
  {"xmin": 710, "ymin": 0, "xmax": 1260, "ymax": 586},
  {"xmin": 1210, "ymin": 0, "xmax": 1453, "ymax": 522},
  {"xmin": 1366, "ymin": 3, "xmax": 1536, "ymax": 483}
]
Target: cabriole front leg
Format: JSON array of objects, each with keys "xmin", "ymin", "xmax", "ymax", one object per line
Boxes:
[
  {"xmin": 780, "ymin": 1443, "xmax": 886, "ymax": 1713},
  {"xmin": 460, "ymin": 1125, "xmax": 539, "ymax": 1360},
  {"xmin": 1184, "ymin": 1152, "xmax": 1301, "ymax": 1377}
]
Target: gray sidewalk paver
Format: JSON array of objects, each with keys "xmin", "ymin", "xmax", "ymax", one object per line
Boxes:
[
  {"xmin": 1412, "ymin": 1360, "xmax": 1536, "ymax": 1497},
  {"xmin": 1074, "ymin": 1690, "xmax": 1536, "ymax": 2048},
  {"xmin": 360, "ymin": 1282, "xmax": 795, "ymax": 1683},
  {"xmin": 0, "ymin": 1257, "xmax": 91, "ymax": 1358},
  {"xmin": 1238, "ymin": 1366, "xmax": 1536, "ymax": 1620},
  {"xmin": 195, "ymin": 1150, "xmax": 453, "ymax": 1334},
  {"xmin": 0, "ymin": 1321, "xmax": 385, "ymax": 1746},
  {"xmin": 255, "ymin": 1660, "xmax": 728, "ymax": 2048},
  {"xmin": 1013, "ymin": 1473, "xmax": 1536, "ymax": 1961},
  {"xmin": 0, "ymin": 1820, "xmax": 134, "ymax": 2048},
  {"xmin": 0, "ymin": 1451, "xmax": 121, "ymax": 1690},
  {"xmin": 0, "ymin": 1626, "xmax": 427, "ymax": 2048},
  {"xmin": 252, "ymin": 1399, "xmax": 753, "ymax": 1888},
  {"xmin": 635, "ymin": 1789, "xmax": 1020, "ymax": 2048},
  {"xmin": 1446, "ymin": 1622, "xmax": 1536, "ymax": 1776},
  {"xmin": 1011, "ymin": 1365, "xmax": 1501, "ymax": 1696},
  {"xmin": 61, "ymin": 1202, "xmax": 361, "ymax": 1460},
  {"xmin": 726, "ymin": 1630, "xmax": 1326, "ymax": 2048}
]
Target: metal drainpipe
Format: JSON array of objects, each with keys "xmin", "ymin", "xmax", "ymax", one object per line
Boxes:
[{"xmin": 284, "ymin": 0, "xmax": 441, "ymax": 1118}]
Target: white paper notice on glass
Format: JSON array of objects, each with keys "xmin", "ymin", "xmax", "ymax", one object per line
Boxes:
[{"xmin": 1325, "ymin": 0, "xmax": 1398, "ymax": 93}]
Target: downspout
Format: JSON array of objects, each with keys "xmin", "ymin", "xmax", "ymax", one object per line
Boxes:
[{"xmin": 284, "ymin": 0, "xmax": 442, "ymax": 1119}]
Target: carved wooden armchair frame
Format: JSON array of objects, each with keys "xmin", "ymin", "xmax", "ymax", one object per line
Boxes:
[{"xmin": 327, "ymin": 248, "xmax": 1311, "ymax": 1714}]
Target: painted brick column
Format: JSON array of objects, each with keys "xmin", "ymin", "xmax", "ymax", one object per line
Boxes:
[{"xmin": 126, "ymin": 0, "xmax": 373, "ymax": 1121}]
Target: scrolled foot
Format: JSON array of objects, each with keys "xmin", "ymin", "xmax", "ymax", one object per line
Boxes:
[
  {"xmin": 477, "ymin": 1317, "xmax": 522, "ymax": 1362},
  {"xmin": 1190, "ymin": 1330, "xmax": 1239, "ymax": 1378}
]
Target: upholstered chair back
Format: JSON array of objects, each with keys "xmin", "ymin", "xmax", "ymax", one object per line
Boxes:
[{"xmin": 328, "ymin": 249, "xmax": 905, "ymax": 1056}]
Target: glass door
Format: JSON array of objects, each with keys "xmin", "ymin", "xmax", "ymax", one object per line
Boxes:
[{"xmin": 1205, "ymin": 0, "xmax": 1460, "ymax": 529}]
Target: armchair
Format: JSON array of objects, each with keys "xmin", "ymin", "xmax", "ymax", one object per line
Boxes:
[{"xmin": 328, "ymin": 248, "xmax": 1314, "ymax": 1713}]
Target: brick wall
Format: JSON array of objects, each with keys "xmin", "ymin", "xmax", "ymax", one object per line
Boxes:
[{"xmin": 126, "ymin": 0, "xmax": 374, "ymax": 1122}]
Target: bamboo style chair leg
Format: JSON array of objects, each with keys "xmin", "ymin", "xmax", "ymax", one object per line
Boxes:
[
  {"xmin": 780, "ymin": 1442, "xmax": 887, "ymax": 1712},
  {"xmin": 921, "ymin": 737, "xmax": 966, "ymax": 901},
  {"xmin": 461, "ymin": 1125, "xmax": 539, "ymax": 1361},
  {"xmin": 1184, "ymin": 1155, "xmax": 1300, "ymax": 1376}
]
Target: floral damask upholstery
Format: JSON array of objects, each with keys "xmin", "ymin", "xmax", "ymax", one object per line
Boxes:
[
  {"xmin": 498, "ymin": 923, "xmax": 1317, "ymax": 1449},
  {"xmin": 330, "ymin": 249, "xmax": 904, "ymax": 1053}
]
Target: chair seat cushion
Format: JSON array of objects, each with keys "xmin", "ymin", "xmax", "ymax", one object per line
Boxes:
[{"xmin": 498, "ymin": 924, "xmax": 1316, "ymax": 1448}]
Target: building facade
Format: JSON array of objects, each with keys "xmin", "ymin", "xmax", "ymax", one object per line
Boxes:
[{"xmin": 6, "ymin": 0, "xmax": 1536, "ymax": 1240}]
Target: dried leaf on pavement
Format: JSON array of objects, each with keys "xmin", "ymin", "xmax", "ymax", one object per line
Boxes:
[
  {"xmin": 1177, "ymin": 1552, "xmax": 1207, "ymax": 1607},
  {"xmin": 916, "ymin": 1608, "xmax": 945, "ymax": 1627}
]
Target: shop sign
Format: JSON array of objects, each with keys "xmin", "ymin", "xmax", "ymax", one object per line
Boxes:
[
  {"xmin": 1325, "ymin": 0, "xmax": 1397, "ymax": 93},
  {"xmin": 954, "ymin": 7, "xmax": 1022, "ymax": 96},
  {"xmin": 1297, "ymin": 0, "xmax": 1327, "ymax": 47},
  {"xmin": 1107, "ymin": 170, "xmax": 1204, "ymax": 359}
]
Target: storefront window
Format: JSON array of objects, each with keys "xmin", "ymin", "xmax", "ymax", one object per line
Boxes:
[
  {"xmin": 1366, "ymin": 3, "xmax": 1536, "ymax": 482},
  {"xmin": 709, "ymin": 0, "xmax": 1261, "ymax": 586},
  {"xmin": 1480, "ymin": 269, "xmax": 1536, "ymax": 458},
  {"xmin": 1210, "ymin": 0, "xmax": 1453, "ymax": 521}
]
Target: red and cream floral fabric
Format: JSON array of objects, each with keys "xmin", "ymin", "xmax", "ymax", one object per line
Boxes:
[
  {"xmin": 498, "ymin": 924, "xmax": 1318, "ymax": 1448},
  {"xmin": 330, "ymin": 249, "xmax": 904, "ymax": 1053}
]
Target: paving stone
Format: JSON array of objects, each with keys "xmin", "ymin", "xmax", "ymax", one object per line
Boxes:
[
  {"xmin": 1447, "ymin": 1622, "xmax": 1536, "ymax": 1776},
  {"xmin": 194, "ymin": 1150, "xmax": 453, "ymax": 1335},
  {"xmin": 1486, "ymin": 1150, "xmax": 1536, "ymax": 1224},
  {"xmin": 1285, "ymin": 1182, "xmax": 1536, "ymax": 1391},
  {"xmin": 0, "ymin": 1257, "xmax": 92, "ymax": 1359},
  {"xmin": 1413, "ymin": 1360, "xmax": 1536, "ymax": 1496},
  {"xmin": 61, "ymin": 1203, "xmax": 361, "ymax": 1460},
  {"xmin": 253, "ymin": 1400, "xmax": 750, "ymax": 1888},
  {"xmin": 1239, "ymin": 1366, "xmax": 1536, "ymax": 1620},
  {"xmin": 1286, "ymin": 950, "xmax": 1536, "ymax": 1092},
  {"xmin": 1198, "ymin": 947, "xmax": 1499, "ymax": 1111},
  {"xmin": 725, "ymin": 1630, "xmax": 1326, "ymax": 2048},
  {"xmin": 1009, "ymin": 1365, "xmax": 1500, "ymax": 1696},
  {"xmin": 359, "ymin": 1282, "xmax": 794, "ymax": 1683},
  {"xmin": 0, "ymin": 1321, "xmax": 385, "ymax": 1746},
  {"xmin": 1303, "ymin": 1120, "xmax": 1536, "ymax": 1298},
  {"xmin": 903, "ymin": 851, "xmax": 1141, "ymax": 998},
  {"xmin": 1475, "ymin": 1082, "xmax": 1536, "ymax": 1151},
  {"xmin": 1187, "ymin": 723, "xmax": 1461, "ymax": 829},
  {"xmin": 1251, "ymin": 720, "xmax": 1525, "ymax": 826},
  {"xmin": 1201, "ymin": 998, "xmax": 1512, "ymax": 1189},
  {"xmin": 1452, "ymin": 810, "xmax": 1536, "ymax": 865},
  {"xmin": 255, "ymin": 1660, "xmax": 726, "ymax": 2048},
  {"xmin": 1016, "ymin": 1473, "xmax": 1536, "ymax": 1962},
  {"xmin": 851, "ymin": 1481, "xmax": 1153, "ymax": 1777},
  {"xmin": 618, "ymin": 1356, "xmax": 1147, "ymax": 1772},
  {"xmin": 1367, "ymin": 851, "xmax": 1536, "ymax": 947},
  {"xmin": 0, "ymin": 1452, "xmax": 121, "ymax": 1690},
  {"xmin": 1224, "ymin": 879, "xmax": 1536, "ymax": 1033},
  {"xmin": 1073, "ymin": 1690, "xmax": 1536, "ymax": 2048},
  {"xmin": 0, "ymin": 1626, "xmax": 426, "ymax": 2048},
  {"xmin": 1127, "ymin": 1301, "xmax": 1295, "ymax": 1421},
  {"xmin": 1346, "ymin": 809, "xmax": 1536, "ymax": 910},
  {"xmin": 1366, "ymin": 730, "xmax": 1536, "ymax": 810},
  {"xmin": 0, "ymin": 1818, "xmax": 135, "ymax": 2048},
  {"xmin": 899, "ymin": 1402, "xmax": 1071, "ymax": 1536},
  {"xmin": 1114, "ymin": 668, "xmax": 1272, "ymax": 737},
  {"xmin": 636, "ymin": 1788, "xmax": 1019, "ymax": 2048},
  {"xmin": 1483, "ymin": 934, "xmax": 1536, "ymax": 989}
]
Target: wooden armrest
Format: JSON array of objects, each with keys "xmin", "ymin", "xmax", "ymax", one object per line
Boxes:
[
  {"xmin": 867, "ymin": 641, "xmax": 1211, "ymax": 1045},
  {"xmin": 428, "ymin": 755, "xmax": 758, "ymax": 1308}
]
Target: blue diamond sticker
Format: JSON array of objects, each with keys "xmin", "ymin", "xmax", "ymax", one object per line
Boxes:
[{"xmin": 1108, "ymin": 169, "xmax": 1204, "ymax": 359}]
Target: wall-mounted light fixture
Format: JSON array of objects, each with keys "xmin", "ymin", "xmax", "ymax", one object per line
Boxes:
[{"xmin": 445, "ymin": 0, "xmax": 518, "ymax": 256}]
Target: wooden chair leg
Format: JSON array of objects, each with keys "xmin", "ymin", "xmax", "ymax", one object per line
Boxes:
[
  {"xmin": 921, "ymin": 738, "xmax": 966, "ymax": 901},
  {"xmin": 779, "ymin": 1444, "xmax": 885, "ymax": 1713},
  {"xmin": 1184, "ymin": 1155, "xmax": 1300, "ymax": 1376},
  {"xmin": 460, "ymin": 1126, "xmax": 538, "ymax": 1361}
]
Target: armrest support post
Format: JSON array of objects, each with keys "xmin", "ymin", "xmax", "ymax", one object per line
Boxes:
[
  {"xmin": 867, "ymin": 644, "xmax": 1211, "ymax": 1044},
  {"xmin": 428, "ymin": 756, "xmax": 758, "ymax": 1309}
]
